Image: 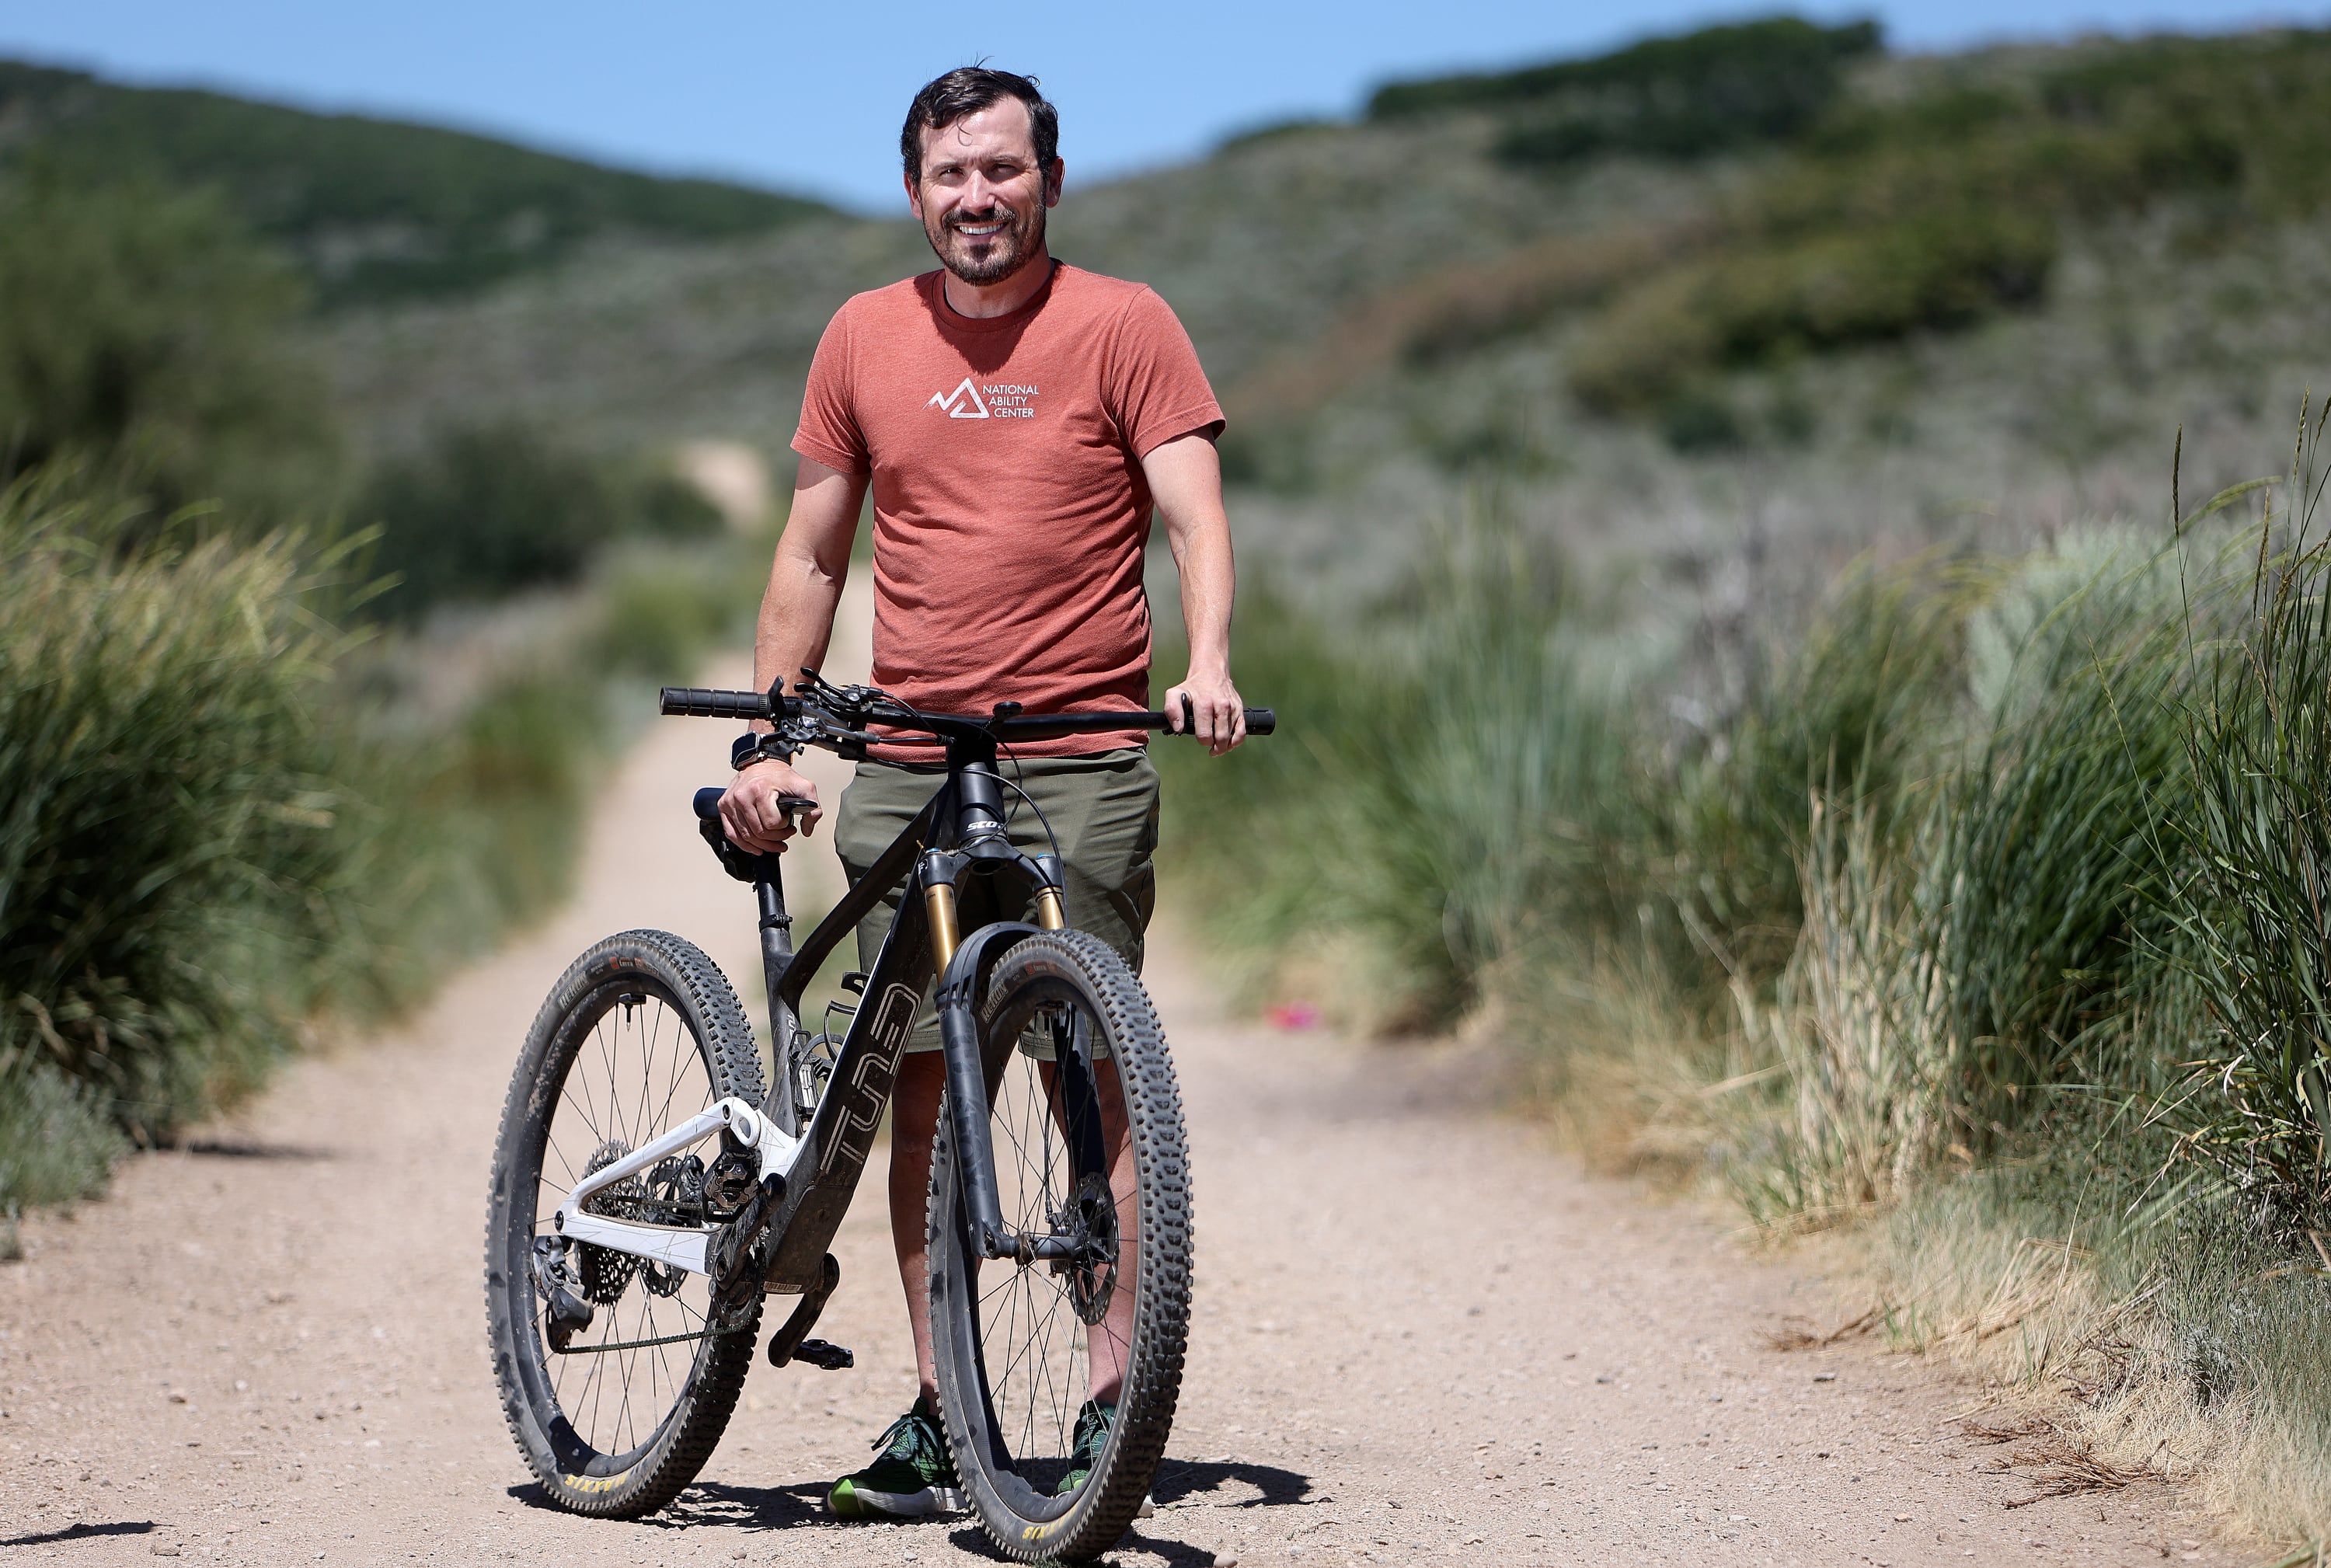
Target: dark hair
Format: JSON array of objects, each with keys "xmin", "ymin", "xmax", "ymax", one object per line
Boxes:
[{"xmin": 901, "ymin": 67, "xmax": 1059, "ymax": 186}]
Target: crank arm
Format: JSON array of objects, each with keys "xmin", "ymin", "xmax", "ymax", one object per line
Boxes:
[{"xmin": 766, "ymin": 1253, "xmax": 842, "ymax": 1368}]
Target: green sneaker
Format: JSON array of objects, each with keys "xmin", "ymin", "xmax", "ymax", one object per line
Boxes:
[
  {"xmin": 827, "ymin": 1395, "xmax": 963, "ymax": 1520},
  {"xmin": 1055, "ymin": 1400, "xmax": 1153, "ymax": 1517}
]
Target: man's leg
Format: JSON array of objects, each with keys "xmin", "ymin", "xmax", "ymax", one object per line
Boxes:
[
  {"xmin": 1036, "ymin": 1056, "xmax": 1137, "ymax": 1405},
  {"xmin": 888, "ymin": 1049, "xmax": 945, "ymax": 1408},
  {"xmin": 1006, "ymin": 751, "xmax": 1159, "ymax": 1412},
  {"xmin": 828, "ymin": 761, "xmax": 963, "ymax": 1518}
]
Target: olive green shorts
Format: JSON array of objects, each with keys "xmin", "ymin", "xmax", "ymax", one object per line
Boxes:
[{"xmin": 832, "ymin": 747, "xmax": 1160, "ymax": 1053}]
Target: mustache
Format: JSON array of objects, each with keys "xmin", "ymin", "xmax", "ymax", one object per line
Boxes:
[{"xmin": 946, "ymin": 206, "xmax": 1019, "ymax": 231}]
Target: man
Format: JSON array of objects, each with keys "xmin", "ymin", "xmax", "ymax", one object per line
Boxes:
[{"xmin": 717, "ymin": 65, "xmax": 1244, "ymax": 1521}]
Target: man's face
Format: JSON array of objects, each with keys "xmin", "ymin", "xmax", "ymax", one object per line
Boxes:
[{"xmin": 907, "ymin": 99, "xmax": 1061, "ymax": 287}]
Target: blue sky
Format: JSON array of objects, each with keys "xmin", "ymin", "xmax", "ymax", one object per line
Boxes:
[{"xmin": 2, "ymin": 1, "xmax": 2319, "ymax": 211}]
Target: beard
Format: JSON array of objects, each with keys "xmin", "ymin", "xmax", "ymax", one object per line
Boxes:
[{"xmin": 924, "ymin": 196, "xmax": 1047, "ymax": 287}]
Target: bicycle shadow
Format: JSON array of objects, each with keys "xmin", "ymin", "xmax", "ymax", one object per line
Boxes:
[
  {"xmin": 507, "ymin": 1479, "xmax": 825, "ymax": 1531},
  {"xmin": 942, "ymin": 1461, "xmax": 1317, "ymax": 1565},
  {"xmin": 508, "ymin": 1456, "xmax": 1312, "ymax": 1559},
  {"xmin": 0, "ymin": 1521, "xmax": 157, "ymax": 1547}
]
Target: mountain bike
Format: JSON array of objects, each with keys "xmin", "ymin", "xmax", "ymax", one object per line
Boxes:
[{"xmin": 483, "ymin": 671, "xmax": 1273, "ymax": 1563}]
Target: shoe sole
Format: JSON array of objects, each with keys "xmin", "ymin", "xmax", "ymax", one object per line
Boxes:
[{"xmin": 827, "ymin": 1479, "xmax": 966, "ymax": 1520}]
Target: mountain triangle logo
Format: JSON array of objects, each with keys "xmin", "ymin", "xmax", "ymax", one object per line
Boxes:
[{"xmin": 926, "ymin": 377, "xmax": 989, "ymax": 420}]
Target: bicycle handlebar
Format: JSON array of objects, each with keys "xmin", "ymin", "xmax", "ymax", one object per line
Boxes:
[{"xmin": 658, "ymin": 685, "xmax": 1276, "ymax": 738}]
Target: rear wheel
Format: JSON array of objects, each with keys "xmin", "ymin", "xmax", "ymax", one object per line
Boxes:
[
  {"xmin": 484, "ymin": 930, "xmax": 765, "ymax": 1517},
  {"xmin": 928, "ymin": 931, "xmax": 1191, "ymax": 1563}
]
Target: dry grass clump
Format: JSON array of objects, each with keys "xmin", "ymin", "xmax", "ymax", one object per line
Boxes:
[
  {"xmin": 1811, "ymin": 1123, "xmax": 2331, "ymax": 1545},
  {"xmin": 1962, "ymin": 1413, "xmax": 2169, "ymax": 1508}
]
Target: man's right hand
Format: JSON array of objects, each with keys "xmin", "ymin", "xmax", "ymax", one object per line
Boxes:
[{"xmin": 720, "ymin": 758, "xmax": 823, "ymax": 854}]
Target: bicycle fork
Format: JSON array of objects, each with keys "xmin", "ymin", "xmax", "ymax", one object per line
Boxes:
[{"xmin": 920, "ymin": 845, "xmax": 1086, "ymax": 1265}]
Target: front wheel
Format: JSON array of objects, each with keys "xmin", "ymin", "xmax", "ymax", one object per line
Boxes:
[
  {"xmin": 483, "ymin": 930, "xmax": 765, "ymax": 1518},
  {"xmin": 927, "ymin": 931, "xmax": 1192, "ymax": 1563}
]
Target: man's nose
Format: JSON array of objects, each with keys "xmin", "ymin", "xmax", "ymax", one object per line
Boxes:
[{"xmin": 960, "ymin": 169, "xmax": 1005, "ymax": 212}]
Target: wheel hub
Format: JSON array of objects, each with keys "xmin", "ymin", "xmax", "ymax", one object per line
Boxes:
[{"xmin": 1051, "ymin": 1171, "xmax": 1120, "ymax": 1326}]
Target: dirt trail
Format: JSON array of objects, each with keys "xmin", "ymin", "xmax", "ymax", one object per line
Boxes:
[{"xmin": 1, "ymin": 601, "xmax": 2238, "ymax": 1566}]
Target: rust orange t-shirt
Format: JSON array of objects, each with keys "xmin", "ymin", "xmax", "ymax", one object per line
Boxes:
[{"xmin": 791, "ymin": 262, "xmax": 1224, "ymax": 756}]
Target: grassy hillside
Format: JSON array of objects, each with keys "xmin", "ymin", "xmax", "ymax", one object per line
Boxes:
[
  {"xmin": 318, "ymin": 111, "xmax": 1700, "ymax": 456},
  {"xmin": 300, "ymin": 21, "xmax": 2331, "ymax": 618},
  {"xmin": 0, "ymin": 59, "xmax": 833, "ymax": 305}
]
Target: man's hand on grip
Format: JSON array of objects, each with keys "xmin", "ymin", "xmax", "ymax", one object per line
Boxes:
[
  {"xmin": 721, "ymin": 758, "xmax": 821, "ymax": 853},
  {"xmin": 1164, "ymin": 667, "xmax": 1246, "ymax": 756}
]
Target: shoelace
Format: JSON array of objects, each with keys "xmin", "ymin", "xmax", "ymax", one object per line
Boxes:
[{"xmin": 872, "ymin": 1410, "xmax": 937, "ymax": 1462}]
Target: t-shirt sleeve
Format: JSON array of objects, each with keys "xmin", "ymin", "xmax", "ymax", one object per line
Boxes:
[
  {"xmin": 1105, "ymin": 287, "xmax": 1225, "ymax": 458},
  {"xmin": 791, "ymin": 305, "xmax": 869, "ymax": 476}
]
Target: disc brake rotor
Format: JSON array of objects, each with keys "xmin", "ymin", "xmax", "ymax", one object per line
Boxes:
[{"xmin": 1054, "ymin": 1171, "xmax": 1120, "ymax": 1326}]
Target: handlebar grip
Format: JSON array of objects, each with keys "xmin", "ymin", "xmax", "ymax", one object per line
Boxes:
[
  {"xmin": 660, "ymin": 687, "xmax": 773, "ymax": 719},
  {"xmin": 1243, "ymin": 707, "xmax": 1276, "ymax": 736},
  {"xmin": 693, "ymin": 786, "xmax": 815, "ymax": 828}
]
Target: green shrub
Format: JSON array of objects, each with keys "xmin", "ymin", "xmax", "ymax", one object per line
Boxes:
[
  {"xmin": 1161, "ymin": 505, "xmax": 1639, "ymax": 1023},
  {"xmin": 0, "ymin": 169, "xmax": 339, "ymax": 514},
  {"xmin": 593, "ymin": 548, "xmax": 761, "ymax": 681},
  {"xmin": 1371, "ymin": 16, "xmax": 1883, "ymax": 166},
  {"xmin": 0, "ymin": 1060, "xmax": 129, "ymax": 1207},
  {"xmin": 361, "ymin": 422, "xmax": 620, "ymax": 613},
  {"xmin": 1660, "ymin": 562, "xmax": 1960, "ymax": 991},
  {"xmin": 0, "ymin": 484, "xmax": 360, "ymax": 1165},
  {"xmin": 1566, "ymin": 27, "xmax": 2331, "ymax": 417},
  {"xmin": 1572, "ymin": 211, "xmax": 2055, "ymax": 414},
  {"xmin": 0, "ymin": 59, "xmax": 834, "ymax": 306},
  {"xmin": 361, "ymin": 423, "xmax": 720, "ymax": 618},
  {"xmin": 1754, "ymin": 534, "xmax": 2207, "ymax": 1207}
]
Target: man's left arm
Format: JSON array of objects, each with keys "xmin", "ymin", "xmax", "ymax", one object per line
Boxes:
[{"xmin": 1145, "ymin": 433, "xmax": 1245, "ymax": 754}]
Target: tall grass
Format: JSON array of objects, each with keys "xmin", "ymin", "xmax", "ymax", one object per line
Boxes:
[
  {"xmin": 1167, "ymin": 416, "xmax": 2331, "ymax": 1536},
  {"xmin": 0, "ymin": 483, "xmax": 765, "ymax": 1210},
  {"xmin": 2169, "ymin": 402, "xmax": 2331, "ymax": 1232},
  {"xmin": 1162, "ymin": 504, "xmax": 1640, "ymax": 1028},
  {"xmin": 0, "ymin": 485, "xmax": 361, "ymax": 1193}
]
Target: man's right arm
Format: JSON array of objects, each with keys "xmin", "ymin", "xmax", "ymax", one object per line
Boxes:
[{"xmin": 719, "ymin": 455, "xmax": 866, "ymax": 853}]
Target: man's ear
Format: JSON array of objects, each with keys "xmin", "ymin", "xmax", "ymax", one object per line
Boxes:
[
  {"xmin": 1043, "ymin": 159, "xmax": 1065, "ymax": 208},
  {"xmin": 904, "ymin": 169, "xmax": 925, "ymax": 221}
]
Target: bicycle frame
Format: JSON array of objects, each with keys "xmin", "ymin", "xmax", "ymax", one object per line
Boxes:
[{"xmin": 551, "ymin": 736, "xmax": 1068, "ymax": 1296}]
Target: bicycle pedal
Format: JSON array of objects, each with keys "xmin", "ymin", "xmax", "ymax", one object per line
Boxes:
[{"xmin": 793, "ymin": 1337, "xmax": 853, "ymax": 1371}]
